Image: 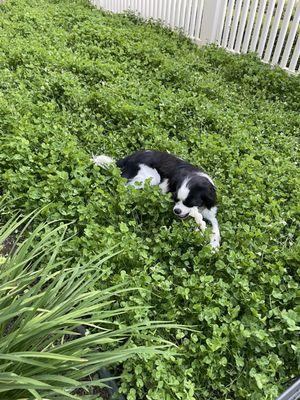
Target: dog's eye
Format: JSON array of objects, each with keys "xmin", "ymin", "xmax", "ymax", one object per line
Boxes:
[
  {"xmin": 184, "ymin": 199, "xmax": 201, "ymax": 208},
  {"xmin": 183, "ymin": 200, "xmax": 193, "ymax": 207}
]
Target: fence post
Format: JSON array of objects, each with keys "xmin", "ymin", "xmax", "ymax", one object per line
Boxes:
[{"xmin": 199, "ymin": 0, "xmax": 227, "ymax": 45}]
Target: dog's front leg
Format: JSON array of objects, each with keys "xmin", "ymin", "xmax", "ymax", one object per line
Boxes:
[{"xmin": 201, "ymin": 207, "xmax": 220, "ymax": 250}]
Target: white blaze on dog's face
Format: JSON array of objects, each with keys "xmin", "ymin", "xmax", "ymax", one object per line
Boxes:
[{"xmin": 173, "ymin": 179, "xmax": 192, "ymax": 219}]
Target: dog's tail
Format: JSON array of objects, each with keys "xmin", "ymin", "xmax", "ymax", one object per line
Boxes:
[{"xmin": 91, "ymin": 154, "xmax": 115, "ymax": 168}]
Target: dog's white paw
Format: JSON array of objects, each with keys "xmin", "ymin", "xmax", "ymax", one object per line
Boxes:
[
  {"xmin": 210, "ymin": 237, "xmax": 220, "ymax": 252},
  {"xmin": 195, "ymin": 221, "xmax": 206, "ymax": 232}
]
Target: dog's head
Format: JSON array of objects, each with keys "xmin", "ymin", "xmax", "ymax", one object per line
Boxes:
[{"xmin": 173, "ymin": 175, "xmax": 216, "ymax": 218}]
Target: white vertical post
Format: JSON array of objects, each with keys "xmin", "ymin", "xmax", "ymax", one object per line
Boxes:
[
  {"xmin": 157, "ymin": 0, "xmax": 161, "ymax": 19},
  {"xmin": 170, "ymin": 0, "xmax": 178, "ymax": 27},
  {"xmin": 263, "ymin": 0, "xmax": 285, "ymax": 62},
  {"xmin": 175, "ymin": 0, "xmax": 182, "ymax": 26},
  {"xmin": 200, "ymin": 0, "xmax": 227, "ymax": 45},
  {"xmin": 288, "ymin": 34, "xmax": 300, "ymax": 72},
  {"xmin": 249, "ymin": 0, "xmax": 267, "ymax": 52},
  {"xmin": 234, "ymin": 0, "xmax": 250, "ymax": 52},
  {"xmin": 221, "ymin": 0, "xmax": 235, "ymax": 47},
  {"xmin": 155, "ymin": 0, "xmax": 160, "ymax": 19},
  {"xmin": 158, "ymin": 0, "xmax": 162, "ymax": 19},
  {"xmin": 257, "ymin": 0, "xmax": 276, "ymax": 57},
  {"xmin": 184, "ymin": 0, "xmax": 193, "ymax": 34},
  {"xmin": 163, "ymin": 0, "xmax": 169, "ymax": 23},
  {"xmin": 147, "ymin": 0, "xmax": 151, "ymax": 19},
  {"xmin": 158, "ymin": 0, "xmax": 164, "ymax": 21},
  {"xmin": 227, "ymin": 0, "xmax": 243, "ymax": 51},
  {"xmin": 271, "ymin": 0, "xmax": 296, "ymax": 65},
  {"xmin": 179, "ymin": 0, "xmax": 187, "ymax": 28},
  {"xmin": 150, "ymin": 0, "xmax": 155, "ymax": 19},
  {"xmin": 280, "ymin": 1, "xmax": 300, "ymax": 69},
  {"xmin": 139, "ymin": 0, "xmax": 144, "ymax": 16},
  {"xmin": 154, "ymin": 0, "xmax": 159, "ymax": 19},
  {"xmin": 194, "ymin": 0, "xmax": 204, "ymax": 41},
  {"xmin": 215, "ymin": 0, "xmax": 228, "ymax": 45},
  {"xmin": 241, "ymin": 0, "xmax": 258, "ymax": 53},
  {"xmin": 189, "ymin": 0, "xmax": 199, "ymax": 38}
]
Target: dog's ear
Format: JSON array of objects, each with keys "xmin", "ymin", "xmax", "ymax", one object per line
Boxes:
[
  {"xmin": 171, "ymin": 191, "xmax": 177, "ymax": 201},
  {"xmin": 201, "ymin": 185, "xmax": 216, "ymax": 209}
]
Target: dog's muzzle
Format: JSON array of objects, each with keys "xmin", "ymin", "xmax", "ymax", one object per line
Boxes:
[{"xmin": 173, "ymin": 208, "xmax": 189, "ymax": 219}]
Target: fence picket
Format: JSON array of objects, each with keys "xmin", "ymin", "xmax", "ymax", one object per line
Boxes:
[
  {"xmin": 158, "ymin": 0, "xmax": 163, "ymax": 20},
  {"xmin": 235, "ymin": 0, "xmax": 251, "ymax": 52},
  {"xmin": 179, "ymin": 0, "xmax": 187, "ymax": 28},
  {"xmin": 272, "ymin": 0, "xmax": 296, "ymax": 65},
  {"xmin": 152, "ymin": 0, "xmax": 157, "ymax": 19},
  {"xmin": 156, "ymin": 0, "xmax": 160, "ymax": 19},
  {"xmin": 280, "ymin": 1, "xmax": 300, "ymax": 69},
  {"xmin": 139, "ymin": 1, "xmax": 145, "ymax": 17},
  {"xmin": 147, "ymin": 0, "xmax": 151, "ymax": 19},
  {"xmin": 241, "ymin": 0, "xmax": 258, "ymax": 52},
  {"xmin": 222, "ymin": 0, "xmax": 235, "ymax": 47},
  {"xmin": 175, "ymin": 0, "xmax": 181, "ymax": 26},
  {"xmin": 169, "ymin": 0, "xmax": 177, "ymax": 26},
  {"xmin": 189, "ymin": 0, "xmax": 198, "ymax": 37},
  {"xmin": 289, "ymin": 34, "xmax": 300, "ymax": 72},
  {"xmin": 228, "ymin": 0, "xmax": 243, "ymax": 51},
  {"xmin": 194, "ymin": 0, "xmax": 204, "ymax": 41},
  {"xmin": 150, "ymin": 0, "xmax": 155, "ymax": 19},
  {"xmin": 257, "ymin": 0, "xmax": 276, "ymax": 56},
  {"xmin": 250, "ymin": 0, "xmax": 267, "ymax": 51},
  {"xmin": 163, "ymin": 0, "xmax": 168, "ymax": 23},
  {"xmin": 263, "ymin": 0, "xmax": 285, "ymax": 62},
  {"xmin": 215, "ymin": 0, "xmax": 228, "ymax": 44},
  {"xmin": 184, "ymin": 0, "xmax": 192, "ymax": 33}
]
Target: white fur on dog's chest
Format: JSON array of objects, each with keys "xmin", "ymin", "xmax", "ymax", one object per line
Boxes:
[{"xmin": 128, "ymin": 164, "xmax": 161, "ymax": 187}]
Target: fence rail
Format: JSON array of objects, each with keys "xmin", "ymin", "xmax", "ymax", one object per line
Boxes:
[{"xmin": 90, "ymin": 0, "xmax": 300, "ymax": 74}]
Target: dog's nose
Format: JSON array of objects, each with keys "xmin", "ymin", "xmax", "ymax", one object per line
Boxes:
[{"xmin": 173, "ymin": 208, "xmax": 181, "ymax": 215}]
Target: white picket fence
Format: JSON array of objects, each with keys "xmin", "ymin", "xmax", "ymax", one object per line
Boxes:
[{"xmin": 91, "ymin": 0, "xmax": 300, "ymax": 74}]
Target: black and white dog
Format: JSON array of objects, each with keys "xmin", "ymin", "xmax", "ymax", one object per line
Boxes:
[{"xmin": 92, "ymin": 150, "xmax": 220, "ymax": 249}]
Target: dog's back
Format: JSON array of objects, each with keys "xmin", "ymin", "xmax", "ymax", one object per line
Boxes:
[{"xmin": 117, "ymin": 150, "xmax": 198, "ymax": 184}]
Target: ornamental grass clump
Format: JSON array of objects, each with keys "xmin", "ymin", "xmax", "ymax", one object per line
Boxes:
[{"xmin": 0, "ymin": 211, "xmax": 178, "ymax": 399}]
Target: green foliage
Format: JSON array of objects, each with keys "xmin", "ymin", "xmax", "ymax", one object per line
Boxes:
[
  {"xmin": 0, "ymin": 210, "xmax": 180, "ymax": 399},
  {"xmin": 0, "ymin": 0, "xmax": 299, "ymax": 399}
]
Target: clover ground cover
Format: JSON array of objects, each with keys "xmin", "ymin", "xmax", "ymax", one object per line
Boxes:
[{"xmin": 0, "ymin": 0, "xmax": 299, "ymax": 399}]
